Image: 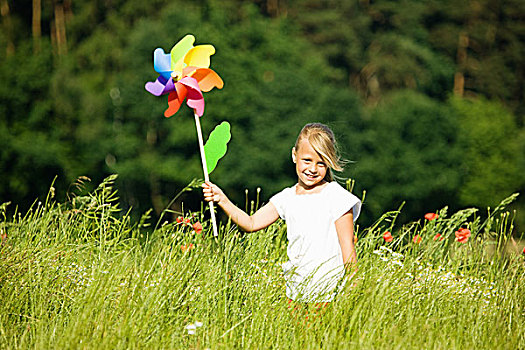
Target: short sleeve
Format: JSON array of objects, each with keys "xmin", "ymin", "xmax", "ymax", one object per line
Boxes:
[
  {"xmin": 329, "ymin": 183, "xmax": 361, "ymax": 222},
  {"xmin": 269, "ymin": 188, "xmax": 289, "ymax": 220}
]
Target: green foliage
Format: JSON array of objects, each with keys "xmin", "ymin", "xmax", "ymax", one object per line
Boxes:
[
  {"xmin": 451, "ymin": 96, "xmax": 525, "ymax": 208},
  {"xmin": 426, "ymin": 0, "xmax": 525, "ymax": 118},
  {"xmin": 0, "ymin": 40, "xmax": 72, "ymax": 202},
  {"xmin": 353, "ymin": 90, "xmax": 462, "ymax": 223},
  {"xmin": 287, "ymin": 0, "xmax": 455, "ymax": 100}
]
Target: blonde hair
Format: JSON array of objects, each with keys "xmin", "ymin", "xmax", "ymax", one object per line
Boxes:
[{"xmin": 294, "ymin": 123, "xmax": 346, "ymax": 182}]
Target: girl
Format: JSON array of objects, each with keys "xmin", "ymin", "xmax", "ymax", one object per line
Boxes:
[{"xmin": 202, "ymin": 123, "xmax": 361, "ymax": 302}]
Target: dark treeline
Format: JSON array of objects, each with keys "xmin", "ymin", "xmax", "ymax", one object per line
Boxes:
[{"xmin": 1, "ymin": 0, "xmax": 524, "ymax": 231}]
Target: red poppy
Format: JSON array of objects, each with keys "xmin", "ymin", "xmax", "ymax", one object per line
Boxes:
[
  {"xmin": 383, "ymin": 231, "xmax": 393, "ymax": 242},
  {"xmin": 193, "ymin": 222, "xmax": 203, "ymax": 235},
  {"xmin": 522, "ymin": 246, "xmax": 525, "ymax": 255},
  {"xmin": 181, "ymin": 243, "xmax": 195, "ymax": 252},
  {"xmin": 424, "ymin": 213, "xmax": 439, "ymax": 221},
  {"xmin": 433, "ymin": 233, "xmax": 444, "ymax": 241},
  {"xmin": 455, "ymin": 228, "xmax": 471, "ymax": 243},
  {"xmin": 413, "ymin": 235, "xmax": 422, "ymax": 244},
  {"xmin": 176, "ymin": 216, "xmax": 183, "ymax": 223}
]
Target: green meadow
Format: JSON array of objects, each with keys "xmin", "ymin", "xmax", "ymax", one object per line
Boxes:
[{"xmin": 1, "ymin": 176, "xmax": 524, "ymax": 349}]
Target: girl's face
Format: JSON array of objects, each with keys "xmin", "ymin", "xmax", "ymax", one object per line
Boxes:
[{"xmin": 293, "ymin": 139, "xmax": 328, "ymax": 189}]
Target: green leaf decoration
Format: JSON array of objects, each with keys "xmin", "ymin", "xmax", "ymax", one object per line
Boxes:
[{"xmin": 204, "ymin": 121, "xmax": 231, "ymax": 175}]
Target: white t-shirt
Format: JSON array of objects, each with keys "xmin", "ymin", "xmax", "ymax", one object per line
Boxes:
[{"xmin": 270, "ymin": 181, "xmax": 361, "ymax": 302}]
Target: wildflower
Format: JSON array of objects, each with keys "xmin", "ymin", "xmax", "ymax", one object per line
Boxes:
[
  {"xmin": 522, "ymin": 246, "xmax": 525, "ymax": 255},
  {"xmin": 424, "ymin": 213, "xmax": 439, "ymax": 221},
  {"xmin": 413, "ymin": 235, "xmax": 422, "ymax": 244},
  {"xmin": 433, "ymin": 233, "xmax": 444, "ymax": 241},
  {"xmin": 176, "ymin": 216, "xmax": 191, "ymax": 225},
  {"xmin": 185, "ymin": 324, "xmax": 196, "ymax": 335},
  {"xmin": 181, "ymin": 243, "xmax": 195, "ymax": 252},
  {"xmin": 184, "ymin": 321, "xmax": 203, "ymax": 335},
  {"xmin": 383, "ymin": 231, "xmax": 393, "ymax": 242},
  {"xmin": 455, "ymin": 228, "xmax": 471, "ymax": 243},
  {"xmin": 193, "ymin": 221, "xmax": 203, "ymax": 234}
]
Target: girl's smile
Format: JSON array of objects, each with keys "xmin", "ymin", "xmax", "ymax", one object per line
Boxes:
[{"xmin": 293, "ymin": 139, "xmax": 328, "ymax": 192}]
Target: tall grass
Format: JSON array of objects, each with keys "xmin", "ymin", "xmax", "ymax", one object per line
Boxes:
[{"xmin": 1, "ymin": 176, "xmax": 524, "ymax": 349}]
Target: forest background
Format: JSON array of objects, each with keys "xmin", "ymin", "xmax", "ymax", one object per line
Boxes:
[{"xmin": 1, "ymin": 0, "xmax": 524, "ymax": 233}]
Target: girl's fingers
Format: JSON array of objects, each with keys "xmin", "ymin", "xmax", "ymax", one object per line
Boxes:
[{"xmin": 202, "ymin": 181, "xmax": 221, "ymax": 203}]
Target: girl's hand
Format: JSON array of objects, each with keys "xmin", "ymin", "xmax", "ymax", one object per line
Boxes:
[{"xmin": 202, "ymin": 181, "xmax": 225, "ymax": 204}]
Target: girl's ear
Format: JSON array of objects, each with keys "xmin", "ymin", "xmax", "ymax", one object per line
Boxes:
[{"xmin": 291, "ymin": 147, "xmax": 297, "ymax": 163}]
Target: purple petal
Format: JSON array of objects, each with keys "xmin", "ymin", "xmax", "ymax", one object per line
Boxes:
[{"xmin": 145, "ymin": 76, "xmax": 175, "ymax": 96}]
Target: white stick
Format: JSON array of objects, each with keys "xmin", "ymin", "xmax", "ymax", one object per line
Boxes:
[{"xmin": 194, "ymin": 112, "xmax": 219, "ymax": 237}]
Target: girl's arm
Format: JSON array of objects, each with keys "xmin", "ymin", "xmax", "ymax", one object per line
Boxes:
[
  {"xmin": 202, "ymin": 181, "xmax": 279, "ymax": 233},
  {"xmin": 335, "ymin": 209, "xmax": 358, "ymax": 275}
]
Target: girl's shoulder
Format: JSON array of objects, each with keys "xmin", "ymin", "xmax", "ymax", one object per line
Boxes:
[
  {"xmin": 270, "ymin": 184, "xmax": 296, "ymax": 201},
  {"xmin": 325, "ymin": 181, "xmax": 347, "ymax": 194},
  {"xmin": 325, "ymin": 182, "xmax": 362, "ymax": 220}
]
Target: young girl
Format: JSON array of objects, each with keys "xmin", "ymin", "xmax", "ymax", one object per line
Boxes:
[{"xmin": 202, "ymin": 123, "xmax": 361, "ymax": 302}]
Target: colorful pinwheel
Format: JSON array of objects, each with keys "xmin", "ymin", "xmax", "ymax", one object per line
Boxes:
[
  {"xmin": 145, "ymin": 34, "xmax": 224, "ymax": 117},
  {"xmin": 145, "ymin": 34, "xmax": 230, "ymax": 237}
]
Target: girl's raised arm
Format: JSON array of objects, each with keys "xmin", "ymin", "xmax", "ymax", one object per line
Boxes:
[{"xmin": 202, "ymin": 182, "xmax": 279, "ymax": 233}]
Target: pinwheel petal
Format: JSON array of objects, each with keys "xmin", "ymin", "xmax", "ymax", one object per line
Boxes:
[
  {"xmin": 153, "ymin": 48, "xmax": 173, "ymax": 80},
  {"xmin": 191, "ymin": 68, "xmax": 224, "ymax": 92},
  {"xmin": 165, "ymin": 83, "xmax": 188, "ymax": 118},
  {"xmin": 180, "ymin": 77, "xmax": 204, "ymax": 116},
  {"xmin": 184, "ymin": 45, "xmax": 215, "ymax": 69},
  {"xmin": 145, "ymin": 76, "xmax": 175, "ymax": 96},
  {"xmin": 171, "ymin": 34, "xmax": 196, "ymax": 74}
]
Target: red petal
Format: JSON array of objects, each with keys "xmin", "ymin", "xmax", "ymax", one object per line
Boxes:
[
  {"xmin": 165, "ymin": 83, "xmax": 187, "ymax": 117},
  {"xmin": 425, "ymin": 213, "xmax": 438, "ymax": 221}
]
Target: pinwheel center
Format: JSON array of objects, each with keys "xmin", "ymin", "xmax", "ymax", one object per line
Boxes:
[{"xmin": 171, "ymin": 71, "xmax": 183, "ymax": 82}]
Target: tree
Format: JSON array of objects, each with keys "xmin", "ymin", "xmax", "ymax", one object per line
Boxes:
[
  {"xmin": 451, "ymin": 96, "xmax": 525, "ymax": 208},
  {"xmin": 351, "ymin": 90, "xmax": 462, "ymax": 224}
]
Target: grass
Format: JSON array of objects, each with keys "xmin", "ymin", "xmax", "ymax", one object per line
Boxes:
[{"xmin": 1, "ymin": 175, "xmax": 524, "ymax": 349}]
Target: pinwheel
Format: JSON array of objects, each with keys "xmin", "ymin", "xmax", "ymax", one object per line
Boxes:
[
  {"xmin": 145, "ymin": 34, "xmax": 224, "ymax": 117},
  {"xmin": 145, "ymin": 34, "xmax": 230, "ymax": 237}
]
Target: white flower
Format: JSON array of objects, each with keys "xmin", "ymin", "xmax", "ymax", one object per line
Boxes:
[{"xmin": 184, "ymin": 322, "xmax": 202, "ymax": 335}]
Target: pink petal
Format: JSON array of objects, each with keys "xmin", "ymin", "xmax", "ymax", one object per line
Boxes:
[{"xmin": 179, "ymin": 76, "xmax": 204, "ymax": 116}]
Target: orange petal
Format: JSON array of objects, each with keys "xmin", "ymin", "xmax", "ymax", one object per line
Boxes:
[
  {"xmin": 165, "ymin": 83, "xmax": 188, "ymax": 117},
  {"xmin": 192, "ymin": 68, "xmax": 224, "ymax": 92}
]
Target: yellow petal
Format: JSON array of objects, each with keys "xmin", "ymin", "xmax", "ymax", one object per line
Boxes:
[{"xmin": 184, "ymin": 45, "xmax": 216, "ymax": 69}]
